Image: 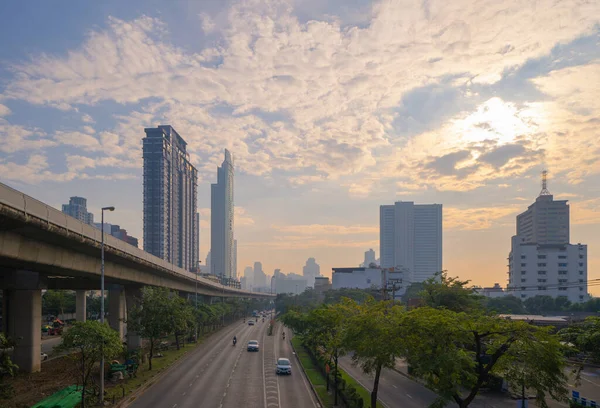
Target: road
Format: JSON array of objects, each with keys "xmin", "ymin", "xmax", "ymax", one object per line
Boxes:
[{"xmin": 129, "ymin": 318, "xmax": 317, "ymax": 408}]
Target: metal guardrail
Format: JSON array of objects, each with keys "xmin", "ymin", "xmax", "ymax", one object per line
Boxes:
[{"xmin": 0, "ymin": 182, "xmax": 265, "ymax": 297}]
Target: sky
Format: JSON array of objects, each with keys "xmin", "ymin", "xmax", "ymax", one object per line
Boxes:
[{"xmin": 0, "ymin": 0, "xmax": 599, "ymax": 293}]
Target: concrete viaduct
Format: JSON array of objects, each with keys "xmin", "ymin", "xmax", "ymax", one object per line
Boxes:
[{"xmin": 0, "ymin": 182, "xmax": 273, "ymax": 372}]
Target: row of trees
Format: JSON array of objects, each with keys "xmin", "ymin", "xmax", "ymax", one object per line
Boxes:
[{"xmin": 282, "ymin": 272, "xmax": 573, "ymax": 408}]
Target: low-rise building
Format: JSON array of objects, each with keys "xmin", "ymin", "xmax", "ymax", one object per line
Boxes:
[{"xmin": 332, "ymin": 267, "xmax": 405, "ymax": 297}]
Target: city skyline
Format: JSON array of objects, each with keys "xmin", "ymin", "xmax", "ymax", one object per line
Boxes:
[{"xmin": 1, "ymin": 0, "xmax": 598, "ymax": 293}]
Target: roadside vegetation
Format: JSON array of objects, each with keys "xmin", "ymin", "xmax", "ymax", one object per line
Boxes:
[{"xmin": 279, "ymin": 271, "xmax": 596, "ymax": 408}]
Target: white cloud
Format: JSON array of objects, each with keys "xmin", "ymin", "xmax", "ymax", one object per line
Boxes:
[
  {"xmin": 0, "ymin": 119, "xmax": 55, "ymax": 153},
  {"xmin": 54, "ymin": 131, "xmax": 101, "ymax": 151},
  {"xmin": 0, "ymin": 104, "xmax": 11, "ymax": 117}
]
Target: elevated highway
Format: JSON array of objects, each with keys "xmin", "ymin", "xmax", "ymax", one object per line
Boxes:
[{"xmin": 0, "ymin": 182, "xmax": 273, "ymax": 372}]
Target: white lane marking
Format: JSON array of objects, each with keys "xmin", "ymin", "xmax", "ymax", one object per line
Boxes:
[
  {"xmin": 344, "ymin": 372, "xmax": 390, "ymax": 408},
  {"xmin": 262, "ymin": 321, "xmax": 271, "ymax": 408},
  {"xmin": 172, "ymin": 405, "xmax": 178, "ymax": 408},
  {"xmin": 182, "ymin": 392, "xmax": 186, "ymax": 396},
  {"xmin": 406, "ymin": 393, "xmax": 413, "ymax": 399},
  {"xmin": 392, "ymin": 385, "xmax": 398, "ymax": 389},
  {"xmin": 217, "ymin": 331, "xmax": 246, "ymax": 408},
  {"xmin": 284, "ymin": 328, "xmax": 319, "ymax": 408}
]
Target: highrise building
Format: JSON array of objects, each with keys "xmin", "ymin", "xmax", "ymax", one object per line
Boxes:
[
  {"xmin": 253, "ymin": 262, "xmax": 267, "ymax": 289},
  {"xmin": 211, "ymin": 149, "xmax": 235, "ymax": 278},
  {"xmin": 233, "ymin": 239, "xmax": 238, "ymax": 280},
  {"xmin": 62, "ymin": 196, "xmax": 94, "ymax": 225},
  {"xmin": 142, "ymin": 125, "xmax": 199, "ymax": 271},
  {"xmin": 302, "ymin": 258, "xmax": 321, "ymax": 287},
  {"xmin": 507, "ymin": 172, "xmax": 587, "ymax": 302},
  {"xmin": 205, "ymin": 251, "xmax": 211, "ymax": 273},
  {"xmin": 380, "ymin": 201, "xmax": 442, "ymax": 283},
  {"xmin": 244, "ymin": 266, "xmax": 254, "ymax": 290},
  {"xmin": 363, "ymin": 249, "xmax": 376, "ymax": 267},
  {"xmin": 94, "ymin": 223, "xmax": 139, "ymax": 248}
]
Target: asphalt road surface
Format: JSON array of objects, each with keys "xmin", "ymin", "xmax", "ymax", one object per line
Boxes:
[{"xmin": 129, "ymin": 318, "xmax": 317, "ymax": 408}]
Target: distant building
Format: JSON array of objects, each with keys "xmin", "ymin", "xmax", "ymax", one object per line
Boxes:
[
  {"xmin": 303, "ymin": 258, "xmax": 320, "ymax": 288},
  {"xmin": 244, "ymin": 266, "xmax": 253, "ymax": 290},
  {"xmin": 475, "ymin": 283, "xmax": 506, "ymax": 298},
  {"xmin": 62, "ymin": 196, "xmax": 94, "ymax": 225},
  {"xmin": 362, "ymin": 249, "xmax": 377, "ymax": 267},
  {"xmin": 211, "ymin": 149, "xmax": 235, "ymax": 279},
  {"xmin": 240, "ymin": 276, "xmax": 247, "ymax": 290},
  {"xmin": 253, "ymin": 262, "xmax": 267, "ymax": 289},
  {"xmin": 380, "ymin": 201, "xmax": 442, "ymax": 284},
  {"xmin": 233, "ymin": 239, "xmax": 238, "ymax": 280},
  {"xmin": 273, "ymin": 271, "xmax": 307, "ymax": 295},
  {"xmin": 314, "ymin": 276, "xmax": 332, "ymax": 295},
  {"xmin": 143, "ymin": 125, "xmax": 199, "ymax": 271},
  {"xmin": 332, "ymin": 267, "xmax": 405, "ymax": 298},
  {"xmin": 94, "ymin": 223, "xmax": 139, "ymax": 248},
  {"xmin": 205, "ymin": 251, "xmax": 211, "ymax": 274},
  {"xmin": 507, "ymin": 172, "xmax": 588, "ymax": 303}
]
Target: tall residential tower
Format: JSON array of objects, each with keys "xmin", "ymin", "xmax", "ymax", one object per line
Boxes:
[
  {"xmin": 507, "ymin": 172, "xmax": 587, "ymax": 302},
  {"xmin": 62, "ymin": 196, "xmax": 94, "ymax": 225},
  {"xmin": 380, "ymin": 201, "xmax": 442, "ymax": 283},
  {"xmin": 211, "ymin": 149, "xmax": 235, "ymax": 278},
  {"xmin": 142, "ymin": 125, "xmax": 199, "ymax": 271}
]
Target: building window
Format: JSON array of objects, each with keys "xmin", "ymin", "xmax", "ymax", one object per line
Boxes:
[
  {"xmin": 521, "ymin": 271, "xmax": 527, "ymax": 275},
  {"xmin": 537, "ymin": 255, "xmax": 546, "ymax": 259},
  {"xmin": 580, "ymin": 295, "xmax": 585, "ymax": 300},
  {"xmin": 521, "ymin": 263, "xmax": 527, "ymax": 267},
  {"xmin": 521, "ymin": 278, "xmax": 527, "ymax": 283},
  {"xmin": 579, "ymin": 262, "xmax": 584, "ymax": 267},
  {"xmin": 558, "ymin": 263, "xmax": 568, "ymax": 267},
  {"xmin": 558, "ymin": 279, "xmax": 568, "ymax": 283},
  {"xmin": 579, "ymin": 279, "xmax": 585, "ymax": 283},
  {"xmin": 538, "ymin": 279, "xmax": 546, "ymax": 283},
  {"xmin": 521, "ymin": 255, "xmax": 526, "ymax": 259},
  {"xmin": 537, "ymin": 271, "xmax": 546, "ymax": 275},
  {"xmin": 579, "ymin": 255, "xmax": 584, "ymax": 259},
  {"xmin": 521, "ymin": 294, "xmax": 527, "ymax": 298},
  {"xmin": 538, "ymin": 263, "xmax": 546, "ymax": 267},
  {"xmin": 558, "ymin": 270, "xmax": 568, "ymax": 275},
  {"xmin": 558, "ymin": 255, "xmax": 567, "ymax": 259},
  {"xmin": 580, "ymin": 287, "xmax": 584, "ymax": 291},
  {"xmin": 558, "ymin": 287, "xmax": 567, "ymax": 291},
  {"xmin": 580, "ymin": 270, "xmax": 584, "ymax": 275},
  {"xmin": 538, "ymin": 286, "xmax": 546, "ymax": 291}
]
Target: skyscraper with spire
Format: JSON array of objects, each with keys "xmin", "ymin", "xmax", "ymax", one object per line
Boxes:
[
  {"xmin": 507, "ymin": 171, "xmax": 587, "ymax": 302},
  {"xmin": 211, "ymin": 149, "xmax": 235, "ymax": 278}
]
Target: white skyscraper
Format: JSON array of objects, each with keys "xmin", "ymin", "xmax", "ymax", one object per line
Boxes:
[
  {"xmin": 233, "ymin": 239, "xmax": 238, "ymax": 280},
  {"xmin": 363, "ymin": 249, "xmax": 376, "ymax": 267},
  {"xmin": 380, "ymin": 201, "xmax": 442, "ymax": 283},
  {"xmin": 507, "ymin": 172, "xmax": 587, "ymax": 302},
  {"xmin": 211, "ymin": 149, "xmax": 235, "ymax": 278}
]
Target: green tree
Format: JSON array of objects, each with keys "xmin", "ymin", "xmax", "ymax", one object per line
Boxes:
[
  {"xmin": 126, "ymin": 287, "xmax": 173, "ymax": 370},
  {"xmin": 0, "ymin": 334, "xmax": 18, "ymax": 399},
  {"xmin": 399, "ymin": 307, "xmax": 569, "ymax": 408},
  {"xmin": 420, "ymin": 271, "xmax": 483, "ymax": 313},
  {"xmin": 485, "ymin": 295, "xmax": 526, "ymax": 314},
  {"xmin": 170, "ymin": 296, "xmax": 194, "ymax": 350},
  {"xmin": 401, "ymin": 282, "xmax": 424, "ymax": 303},
  {"xmin": 345, "ymin": 299, "xmax": 404, "ymax": 408},
  {"xmin": 559, "ymin": 316, "xmax": 600, "ymax": 363},
  {"xmin": 43, "ymin": 290, "xmax": 76, "ymax": 317},
  {"xmin": 55, "ymin": 321, "xmax": 123, "ymax": 408},
  {"xmin": 524, "ymin": 295, "xmax": 556, "ymax": 315}
]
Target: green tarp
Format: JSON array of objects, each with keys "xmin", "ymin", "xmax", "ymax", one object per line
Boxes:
[{"xmin": 31, "ymin": 385, "xmax": 82, "ymax": 408}]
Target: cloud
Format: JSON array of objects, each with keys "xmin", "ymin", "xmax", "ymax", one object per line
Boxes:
[
  {"xmin": 235, "ymin": 207, "xmax": 255, "ymax": 226},
  {"xmin": 0, "ymin": 104, "xmax": 11, "ymax": 117},
  {"xmin": 242, "ymin": 237, "xmax": 378, "ymax": 250},
  {"xmin": 0, "ymin": 119, "xmax": 56, "ymax": 153},
  {"xmin": 3, "ymin": 0, "xmax": 598, "ymax": 189},
  {"xmin": 426, "ymin": 150, "xmax": 472, "ymax": 176},
  {"xmin": 54, "ymin": 131, "xmax": 101, "ymax": 151},
  {"xmin": 571, "ymin": 198, "xmax": 600, "ymax": 225},
  {"xmin": 273, "ymin": 224, "xmax": 378, "ymax": 235},
  {"xmin": 445, "ymin": 206, "xmax": 522, "ymax": 230}
]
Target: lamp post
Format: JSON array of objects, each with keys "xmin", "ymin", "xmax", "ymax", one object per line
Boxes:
[{"xmin": 99, "ymin": 206, "xmax": 114, "ymax": 405}]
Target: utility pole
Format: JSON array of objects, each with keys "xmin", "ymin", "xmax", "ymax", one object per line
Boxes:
[{"xmin": 99, "ymin": 206, "xmax": 115, "ymax": 406}]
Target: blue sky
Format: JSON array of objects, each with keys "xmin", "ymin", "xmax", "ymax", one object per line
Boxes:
[{"xmin": 1, "ymin": 0, "xmax": 599, "ymax": 291}]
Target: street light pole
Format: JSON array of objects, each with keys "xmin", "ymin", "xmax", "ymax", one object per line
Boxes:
[{"xmin": 99, "ymin": 206, "xmax": 114, "ymax": 406}]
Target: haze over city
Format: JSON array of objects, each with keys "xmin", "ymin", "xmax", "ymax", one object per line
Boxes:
[{"xmin": 1, "ymin": 0, "xmax": 599, "ymax": 292}]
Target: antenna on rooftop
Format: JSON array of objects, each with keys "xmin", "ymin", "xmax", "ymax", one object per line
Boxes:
[{"xmin": 539, "ymin": 170, "xmax": 551, "ymax": 196}]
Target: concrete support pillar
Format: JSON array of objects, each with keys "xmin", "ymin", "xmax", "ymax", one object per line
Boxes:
[
  {"xmin": 75, "ymin": 290, "xmax": 86, "ymax": 322},
  {"xmin": 108, "ymin": 287, "xmax": 125, "ymax": 340},
  {"xmin": 125, "ymin": 286, "xmax": 142, "ymax": 351},
  {"xmin": 6, "ymin": 290, "xmax": 42, "ymax": 372}
]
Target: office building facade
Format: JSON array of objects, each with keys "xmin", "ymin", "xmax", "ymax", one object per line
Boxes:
[
  {"xmin": 507, "ymin": 175, "xmax": 587, "ymax": 302},
  {"xmin": 143, "ymin": 125, "xmax": 199, "ymax": 271},
  {"xmin": 211, "ymin": 149, "xmax": 235, "ymax": 278},
  {"xmin": 62, "ymin": 196, "xmax": 94, "ymax": 225},
  {"xmin": 380, "ymin": 201, "xmax": 442, "ymax": 283}
]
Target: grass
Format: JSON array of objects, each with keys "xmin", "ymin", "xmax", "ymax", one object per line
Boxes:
[
  {"xmin": 105, "ymin": 336, "xmax": 206, "ymax": 403},
  {"xmin": 291, "ymin": 337, "xmax": 335, "ymax": 407},
  {"xmin": 339, "ymin": 368, "xmax": 386, "ymax": 408}
]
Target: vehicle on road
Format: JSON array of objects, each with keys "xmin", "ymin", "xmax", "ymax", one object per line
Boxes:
[
  {"xmin": 247, "ymin": 340, "xmax": 260, "ymax": 352},
  {"xmin": 276, "ymin": 358, "xmax": 291, "ymax": 375},
  {"xmin": 233, "ymin": 336, "xmax": 237, "ymax": 346},
  {"xmin": 41, "ymin": 352, "xmax": 48, "ymax": 361},
  {"xmin": 248, "ymin": 320, "xmax": 255, "ymax": 326}
]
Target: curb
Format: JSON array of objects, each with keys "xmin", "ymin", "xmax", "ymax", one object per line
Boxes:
[
  {"xmin": 114, "ymin": 323, "xmax": 236, "ymax": 408},
  {"xmin": 289, "ymin": 337, "xmax": 324, "ymax": 408}
]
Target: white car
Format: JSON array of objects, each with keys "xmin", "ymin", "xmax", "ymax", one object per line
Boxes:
[
  {"xmin": 41, "ymin": 352, "xmax": 49, "ymax": 361},
  {"xmin": 247, "ymin": 340, "xmax": 260, "ymax": 352},
  {"xmin": 276, "ymin": 358, "xmax": 291, "ymax": 375}
]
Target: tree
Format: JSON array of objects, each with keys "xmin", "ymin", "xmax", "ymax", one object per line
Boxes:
[
  {"xmin": 55, "ymin": 321, "xmax": 122, "ymax": 408},
  {"xmin": 485, "ymin": 295, "xmax": 526, "ymax": 314},
  {"xmin": 43, "ymin": 290, "xmax": 76, "ymax": 317},
  {"xmin": 524, "ymin": 296, "xmax": 556, "ymax": 315},
  {"xmin": 559, "ymin": 316, "xmax": 600, "ymax": 363},
  {"xmin": 345, "ymin": 299, "xmax": 404, "ymax": 408},
  {"xmin": 126, "ymin": 287, "xmax": 173, "ymax": 370},
  {"xmin": 420, "ymin": 271, "xmax": 483, "ymax": 313},
  {"xmin": 0, "ymin": 334, "xmax": 18, "ymax": 398},
  {"xmin": 169, "ymin": 296, "xmax": 194, "ymax": 350},
  {"xmin": 399, "ymin": 307, "xmax": 569, "ymax": 408}
]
